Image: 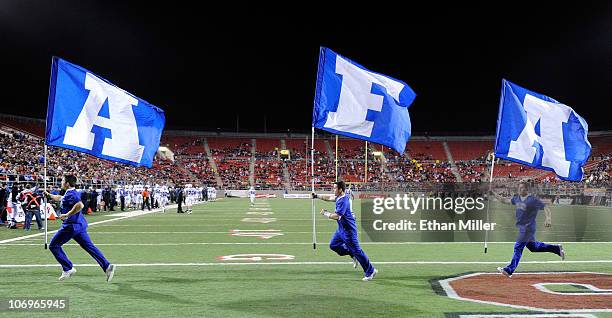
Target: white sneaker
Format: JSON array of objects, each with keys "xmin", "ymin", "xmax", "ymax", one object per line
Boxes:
[
  {"xmin": 105, "ymin": 264, "xmax": 116, "ymax": 282},
  {"xmin": 559, "ymin": 244, "xmax": 565, "ymax": 261},
  {"xmin": 497, "ymin": 267, "xmax": 512, "ymax": 278},
  {"xmin": 362, "ymin": 268, "xmax": 378, "ymax": 281},
  {"xmin": 187, "ymin": 210, "xmax": 192, "ymax": 214},
  {"xmin": 351, "ymin": 256, "xmax": 358, "ymax": 269},
  {"xmin": 59, "ymin": 268, "xmax": 77, "ymax": 281}
]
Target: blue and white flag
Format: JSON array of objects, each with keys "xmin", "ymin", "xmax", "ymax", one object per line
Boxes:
[
  {"xmin": 46, "ymin": 57, "xmax": 165, "ymax": 168},
  {"xmin": 312, "ymin": 47, "xmax": 416, "ymax": 154},
  {"xmin": 494, "ymin": 79, "xmax": 591, "ymax": 181}
]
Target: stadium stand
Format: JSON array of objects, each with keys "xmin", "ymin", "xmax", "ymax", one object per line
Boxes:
[{"xmin": 1, "ymin": 114, "xmax": 610, "ymax": 190}]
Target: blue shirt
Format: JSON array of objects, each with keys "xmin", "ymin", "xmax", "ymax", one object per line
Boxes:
[
  {"xmin": 511, "ymin": 195, "xmax": 544, "ymax": 233},
  {"xmin": 335, "ymin": 194, "xmax": 357, "ymax": 233},
  {"xmin": 60, "ymin": 189, "xmax": 88, "ymax": 228}
]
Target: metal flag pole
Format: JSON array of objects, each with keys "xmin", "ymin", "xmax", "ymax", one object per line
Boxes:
[
  {"xmin": 311, "ymin": 127, "xmax": 317, "ymax": 249},
  {"xmin": 484, "ymin": 153, "xmax": 496, "ymax": 254},
  {"xmin": 364, "ymin": 141, "xmax": 368, "ymax": 183},
  {"xmin": 335, "ymin": 135, "xmax": 338, "ymax": 182},
  {"xmin": 44, "ymin": 145, "xmax": 48, "ymax": 250},
  {"xmin": 43, "ymin": 57, "xmax": 54, "ymax": 250},
  {"xmin": 305, "ymin": 135, "xmax": 309, "ymax": 163}
]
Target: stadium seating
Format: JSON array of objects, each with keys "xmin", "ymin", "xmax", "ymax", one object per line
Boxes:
[
  {"xmin": 446, "ymin": 141, "xmax": 492, "ymax": 160},
  {"xmin": 1, "ymin": 114, "xmax": 610, "ymax": 189},
  {"xmin": 406, "ymin": 141, "xmax": 447, "ymax": 160}
]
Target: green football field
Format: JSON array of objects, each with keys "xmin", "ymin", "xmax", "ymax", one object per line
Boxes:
[{"xmin": 0, "ymin": 198, "xmax": 610, "ymax": 317}]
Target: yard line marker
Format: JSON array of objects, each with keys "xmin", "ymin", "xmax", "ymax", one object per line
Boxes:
[
  {"xmin": 1, "ymin": 260, "xmax": 611, "ymax": 268},
  {"xmin": 3, "ymin": 241, "xmax": 612, "ymax": 246}
]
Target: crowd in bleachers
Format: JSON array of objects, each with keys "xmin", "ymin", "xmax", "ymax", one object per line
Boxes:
[
  {"xmin": 2, "ymin": 115, "xmax": 611, "ymax": 191},
  {"xmin": 386, "ymin": 157, "xmax": 455, "ymax": 183},
  {"xmin": 180, "ymin": 156, "xmax": 217, "ymax": 186},
  {"xmin": 1, "ymin": 129, "xmax": 197, "ymax": 187},
  {"xmin": 216, "ymin": 158, "xmax": 250, "ymax": 188},
  {"xmin": 210, "ymin": 141, "xmax": 251, "ymax": 158},
  {"xmin": 255, "ymin": 160, "xmax": 284, "ymax": 189},
  {"xmin": 583, "ymin": 154, "xmax": 611, "ymax": 185}
]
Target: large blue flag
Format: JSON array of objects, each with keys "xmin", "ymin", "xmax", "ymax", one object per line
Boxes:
[
  {"xmin": 312, "ymin": 47, "xmax": 416, "ymax": 154},
  {"xmin": 46, "ymin": 57, "xmax": 165, "ymax": 168},
  {"xmin": 495, "ymin": 79, "xmax": 591, "ymax": 181}
]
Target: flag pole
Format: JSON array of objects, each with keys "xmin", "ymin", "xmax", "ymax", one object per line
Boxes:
[
  {"xmin": 305, "ymin": 135, "xmax": 308, "ymax": 162},
  {"xmin": 311, "ymin": 127, "xmax": 316, "ymax": 249},
  {"xmin": 364, "ymin": 141, "xmax": 368, "ymax": 183},
  {"xmin": 43, "ymin": 57, "xmax": 54, "ymax": 250},
  {"xmin": 484, "ymin": 153, "xmax": 496, "ymax": 253},
  {"xmin": 44, "ymin": 145, "xmax": 48, "ymax": 250},
  {"xmin": 335, "ymin": 135, "xmax": 338, "ymax": 182}
]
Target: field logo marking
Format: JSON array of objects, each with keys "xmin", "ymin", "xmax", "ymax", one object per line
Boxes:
[
  {"xmin": 436, "ymin": 272, "xmax": 612, "ymax": 312},
  {"xmin": 241, "ymin": 218, "xmax": 277, "ymax": 223},
  {"xmin": 246, "ymin": 211, "xmax": 274, "ymax": 215},
  {"xmin": 533, "ymin": 283, "xmax": 612, "ymax": 296},
  {"xmin": 229, "ymin": 230, "xmax": 284, "ymax": 240},
  {"xmin": 455, "ymin": 314, "xmax": 598, "ymax": 317},
  {"xmin": 216, "ymin": 254, "xmax": 294, "ymax": 261}
]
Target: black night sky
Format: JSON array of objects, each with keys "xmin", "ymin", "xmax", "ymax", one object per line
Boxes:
[{"xmin": 1, "ymin": 1, "xmax": 610, "ymax": 134}]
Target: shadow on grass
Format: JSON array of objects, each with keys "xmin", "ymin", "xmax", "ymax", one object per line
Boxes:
[{"xmin": 216, "ymin": 294, "xmax": 424, "ymax": 317}]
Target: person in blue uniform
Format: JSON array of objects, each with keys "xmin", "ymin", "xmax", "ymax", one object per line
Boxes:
[
  {"xmin": 491, "ymin": 181, "xmax": 565, "ymax": 278},
  {"xmin": 44, "ymin": 175, "xmax": 116, "ymax": 282},
  {"xmin": 313, "ymin": 181, "xmax": 377, "ymax": 281}
]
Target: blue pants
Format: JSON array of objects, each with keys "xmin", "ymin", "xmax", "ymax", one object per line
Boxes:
[
  {"xmin": 24, "ymin": 209, "xmax": 43, "ymax": 230},
  {"xmin": 329, "ymin": 229, "xmax": 375, "ymax": 276},
  {"xmin": 504, "ymin": 240, "xmax": 560, "ymax": 274},
  {"xmin": 49, "ymin": 224, "xmax": 110, "ymax": 272}
]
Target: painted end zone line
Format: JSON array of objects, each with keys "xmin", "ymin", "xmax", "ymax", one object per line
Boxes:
[{"xmin": 1, "ymin": 260, "xmax": 611, "ymax": 268}]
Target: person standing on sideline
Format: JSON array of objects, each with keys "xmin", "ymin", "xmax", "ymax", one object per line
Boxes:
[
  {"xmin": 248, "ymin": 186, "xmax": 256, "ymax": 206},
  {"xmin": 102, "ymin": 187, "xmax": 110, "ymax": 212},
  {"xmin": 142, "ymin": 187, "xmax": 151, "ymax": 211},
  {"xmin": 44, "ymin": 174, "xmax": 116, "ymax": 282},
  {"xmin": 8, "ymin": 184, "xmax": 20, "ymax": 228},
  {"xmin": 109, "ymin": 187, "xmax": 116, "ymax": 211},
  {"xmin": 88, "ymin": 187, "xmax": 97, "ymax": 213},
  {"xmin": 21, "ymin": 188, "xmax": 44, "ymax": 231},
  {"xmin": 119, "ymin": 186, "xmax": 126, "ymax": 211},
  {"xmin": 313, "ymin": 181, "xmax": 377, "ymax": 281},
  {"xmin": 491, "ymin": 182, "xmax": 565, "ymax": 278},
  {"xmin": 176, "ymin": 186, "xmax": 184, "ymax": 213}
]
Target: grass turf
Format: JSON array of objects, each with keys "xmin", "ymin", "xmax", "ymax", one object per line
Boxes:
[{"xmin": 0, "ymin": 198, "xmax": 610, "ymax": 317}]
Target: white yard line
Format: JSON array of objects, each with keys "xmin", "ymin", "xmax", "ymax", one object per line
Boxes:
[
  {"xmin": 3, "ymin": 241, "xmax": 612, "ymax": 246},
  {"xmin": 0, "ymin": 260, "xmax": 611, "ymax": 268}
]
